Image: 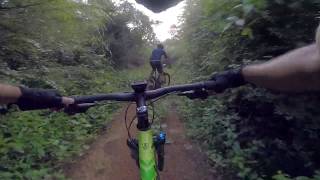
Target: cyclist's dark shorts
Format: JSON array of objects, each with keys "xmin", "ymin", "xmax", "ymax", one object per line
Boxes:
[{"xmin": 150, "ymin": 60, "xmax": 163, "ymax": 73}]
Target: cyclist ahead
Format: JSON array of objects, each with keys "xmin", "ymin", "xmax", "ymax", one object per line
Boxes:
[{"xmin": 149, "ymin": 44, "xmax": 168, "ymax": 81}]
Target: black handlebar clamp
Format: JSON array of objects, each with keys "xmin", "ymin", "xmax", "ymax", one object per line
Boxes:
[{"xmin": 131, "ymin": 81, "xmax": 148, "ymax": 93}]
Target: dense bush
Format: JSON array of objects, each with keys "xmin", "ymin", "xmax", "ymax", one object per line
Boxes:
[
  {"xmin": 0, "ymin": 105, "xmax": 117, "ymax": 179},
  {"xmin": 172, "ymin": 0, "xmax": 320, "ymax": 179}
]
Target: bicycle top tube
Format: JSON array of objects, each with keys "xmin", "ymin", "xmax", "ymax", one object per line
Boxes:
[{"xmin": 73, "ymin": 80, "xmax": 217, "ymax": 104}]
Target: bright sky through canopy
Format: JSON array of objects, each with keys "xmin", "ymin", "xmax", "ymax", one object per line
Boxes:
[{"xmin": 113, "ymin": 0, "xmax": 186, "ymax": 42}]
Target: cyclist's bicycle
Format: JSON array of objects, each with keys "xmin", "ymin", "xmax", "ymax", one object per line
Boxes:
[
  {"xmin": 64, "ymin": 80, "xmax": 216, "ymax": 180},
  {"xmin": 147, "ymin": 64, "xmax": 171, "ymax": 90}
]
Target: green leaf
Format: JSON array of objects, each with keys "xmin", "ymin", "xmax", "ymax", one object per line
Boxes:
[{"xmin": 241, "ymin": 27, "xmax": 253, "ymax": 38}]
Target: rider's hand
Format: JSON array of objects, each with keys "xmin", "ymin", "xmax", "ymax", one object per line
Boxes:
[
  {"xmin": 13, "ymin": 87, "xmax": 74, "ymax": 111},
  {"xmin": 210, "ymin": 68, "xmax": 247, "ymax": 93},
  {"xmin": 62, "ymin": 97, "xmax": 75, "ymax": 107}
]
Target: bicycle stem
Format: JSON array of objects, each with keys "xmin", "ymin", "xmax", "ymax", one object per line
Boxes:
[{"xmin": 132, "ymin": 81, "xmax": 151, "ymax": 131}]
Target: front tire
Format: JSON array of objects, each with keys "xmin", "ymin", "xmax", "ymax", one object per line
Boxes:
[{"xmin": 157, "ymin": 144, "xmax": 164, "ymax": 171}]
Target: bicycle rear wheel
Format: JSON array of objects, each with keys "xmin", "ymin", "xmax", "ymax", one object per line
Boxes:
[
  {"xmin": 162, "ymin": 72, "xmax": 171, "ymax": 86},
  {"xmin": 155, "ymin": 77, "xmax": 161, "ymax": 89},
  {"xmin": 147, "ymin": 77, "xmax": 157, "ymax": 90}
]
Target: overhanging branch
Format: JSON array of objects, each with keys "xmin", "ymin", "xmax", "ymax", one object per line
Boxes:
[{"xmin": 0, "ymin": 2, "xmax": 43, "ymax": 11}]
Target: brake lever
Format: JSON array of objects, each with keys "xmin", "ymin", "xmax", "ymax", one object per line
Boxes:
[
  {"xmin": 0, "ymin": 106, "xmax": 8, "ymax": 114},
  {"xmin": 64, "ymin": 103, "xmax": 96, "ymax": 115},
  {"xmin": 178, "ymin": 90, "xmax": 208, "ymax": 100}
]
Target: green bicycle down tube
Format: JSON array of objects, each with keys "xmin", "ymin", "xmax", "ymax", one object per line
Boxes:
[{"xmin": 138, "ymin": 129, "xmax": 157, "ymax": 180}]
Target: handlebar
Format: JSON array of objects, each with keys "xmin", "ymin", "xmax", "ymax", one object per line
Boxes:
[
  {"xmin": 73, "ymin": 80, "xmax": 217, "ymax": 104},
  {"xmin": 74, "ymin": 93, "xmax": 135, "ymax": 104}
]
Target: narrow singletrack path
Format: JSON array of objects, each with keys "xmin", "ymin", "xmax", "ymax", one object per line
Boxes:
[{"xmin": 64, "ymin": 105, "xmax": 217, "ymax": 180}]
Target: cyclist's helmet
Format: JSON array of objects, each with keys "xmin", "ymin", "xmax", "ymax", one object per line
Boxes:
[{"xmin": 157, "ymin": 44, "xmax": 164, "ymax": 49}]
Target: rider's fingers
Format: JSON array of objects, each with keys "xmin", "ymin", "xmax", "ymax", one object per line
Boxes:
[{"xmin": 62, "ymin": 97, "xmax": 75, "ymax": 107}]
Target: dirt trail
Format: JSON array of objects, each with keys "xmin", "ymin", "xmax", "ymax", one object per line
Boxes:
[{"xmin": 64, "ymin": 105, "xmax": 217, "ymax": 180}]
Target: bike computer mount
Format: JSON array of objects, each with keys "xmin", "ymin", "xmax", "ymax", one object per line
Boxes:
[
  {"xmin": 131, "ymin": 81, "xmax": 150, "ymax": 130},
  {"xmin": 131, "ymin": 81, "xmax": 147, "ymax": 93}
]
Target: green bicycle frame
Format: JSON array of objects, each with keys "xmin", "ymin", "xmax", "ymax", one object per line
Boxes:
[
  {"xmin": 138, "ymin": 129, "xmax": 157, "ymax": 180},
  {"xmin": 69, "ymin": 80, "xmax": 217, "ymax": 180},
  {"xmin": 134, "ymin": 82, "xmax": 158, "ymax": 180}
]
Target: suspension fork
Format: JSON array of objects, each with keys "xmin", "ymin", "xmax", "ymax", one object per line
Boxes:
[{"xmin": 132, "ymin": 82, "xmax": 157, "ymax": 180}]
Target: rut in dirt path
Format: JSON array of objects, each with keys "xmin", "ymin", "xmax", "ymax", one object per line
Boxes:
[{"xmin": 64, "ymin": 105, "xmax": 217, "ymax": 180}]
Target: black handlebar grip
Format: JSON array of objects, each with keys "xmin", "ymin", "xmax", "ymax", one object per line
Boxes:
[{"xmin": 204, "ymin": 80, "xmax": 218, "ymax": 90}]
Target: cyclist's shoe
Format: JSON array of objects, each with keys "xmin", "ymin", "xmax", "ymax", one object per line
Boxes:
[
  {"xmin": 12, "ymin": 87, "xmax": 64, "ymax": 111},
  {"xmin": 210, "ymin": 68, "xmax": 247, "ymax": 93}
]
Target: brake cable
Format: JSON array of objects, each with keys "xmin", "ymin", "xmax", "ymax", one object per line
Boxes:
[
  {"xmin": 124, "ymin": 91, "xmax": 184, "ymax": 139},
  {"xmin": 125, "ymin": 103, "xmax": 134, "ymax": 139}
]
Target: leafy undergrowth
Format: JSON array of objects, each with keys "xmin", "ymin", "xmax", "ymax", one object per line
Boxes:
[
  {"xmin": 0, "ymin": 68, "xmax": 123, "ymax": 179},
  {"xmin": 168, "ymin": 0, "xmax": 320, "ymax": 179},
  {"xmin": 118, "ymin": 64, "xmax": 153, "ymax": 88},
  {"xmin": 0, "ymin": 63, "xmax": 173, "ymax": 179},
  {"xmin": 0, "ymin": 106, "xmax": 117, "ymax": 180}
]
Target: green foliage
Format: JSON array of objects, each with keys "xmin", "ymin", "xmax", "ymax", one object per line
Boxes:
[
  {"xmin": 272, "ymin": 171, "xmax": 320, "ymax": 180},
  {"xmin": 105, "ymin": 1, "xmax": 156, "ymax": 68},
  {"xmin": 173, "ymin": 0, "xmax": 320, "ymax": 179},
  {"xmin": 0, "ymin": 0, "xmax": 156, "ymax": 178},
  {"xmin": 0, "ymin": 104, "xmax": 117, "ymax": 179},
  {"xmin": 1, "ymin": 0, "xmax": 108, "ymax": 51}
]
